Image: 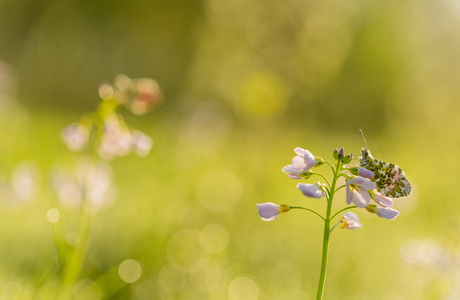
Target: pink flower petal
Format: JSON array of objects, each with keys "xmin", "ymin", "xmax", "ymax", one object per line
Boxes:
[
  {"xmin": 372, "ymin": 192, "xmax": 394, "ymax": 208},
  {"xmin": 297, "ymin": 183, "xmax": 323, "ymax": 198}
]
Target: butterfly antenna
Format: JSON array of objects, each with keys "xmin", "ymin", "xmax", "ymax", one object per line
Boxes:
[{"xmin": 359, "ymin": 129, "xmax": 368, "ymax": 148}]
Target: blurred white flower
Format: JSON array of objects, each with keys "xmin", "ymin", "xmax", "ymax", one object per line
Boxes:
[
  {"xmin": 52, "ymin": 158, "xmax": 116, "ymax": 213},
  {"xmin": 61, "ymin": 123, "xmax": 89, "ymax": 152},
  {"xmin": 340, "ymin": 212, "xmax": 362, "ymax": 230},
  {"xmin": 282, "ymin": 147, "xmax": 317, "ymax": 179},
  {"xmin": 98, "ymin": 115, "xmax": 133, "ymax": 160},
  {"xmin": 256, "ymin": 202, "xmax": 290, "ymax": 221},
  {"xmin": 131, "ymin": 130, "xmax": 153, "ymax": 157},
  {"xmin": 296, "ymin": 183, "xmax": 324, "ymax": 199},
  {"xmin": 0, "ymin": 162, "xmax": 39, "ymax": 208},
  {"xmin": 112, "ymin": 75, "xmax": 161, "ymax": 115},
  {"xmin": 346, "ymin": 176, "xmax": 376, "ymax": 208},
  {"xmin": 52, "ymin": 168, "xmax": 83, "ymax": 208},
  {"xmin": 84, "ymin": 162, "xmax": 116, "ymax": 212},
  {"xmin": 12, "ymin": 162, "xmax": 39, "ymax": 204}
]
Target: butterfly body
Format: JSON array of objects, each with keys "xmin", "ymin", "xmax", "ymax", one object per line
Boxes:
[{"xmin": 359, "ymin": 148, "xmax": 411, "ymax": 198}]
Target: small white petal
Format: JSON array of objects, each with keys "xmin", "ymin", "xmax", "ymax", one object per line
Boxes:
[
  {"xmin": 376, "ymin": 207, "xmax": 399, "ymax": 220},
  {"xmin": 297, "ymin": 183, "xmax": 323, "ymax": 199},
  {"xmin": 360, "ymin": 180, "xmax": 377, "ymax": 191},
  {"xmin": 351, "ymin": 188, "xmax": 371, "ymax": 208},
  {"xmin": 257, "ymin": 203, "xmax": 281, "ymax": 221},
  {"xmin": 346, "ymin": 177, "xmax": 376, "ymax": 190},
  {"xmin": 292, "ymin": 148, "xmax": 316, "ymax": 170},
  {"xmin": 293, "ymin": 147, "xmax": 308, "ymax": 157},
  {"xmin": 346, "ymin": 186, "xmax": 353, "ymax": 205},
  {"xmin": 291, "ymin": 156, "xmax": 307, "ymax": 169},
  {"xmin": 341, "ymin": 212, "xmax": 362, "ymax": 230},
  {"xmin": 372, "ymin": 192, "xmax": 394, "ymax": 208},
  {"xmin": 343, "ymin": 211, "xmax": 360, "ymax": 222},
  {"xmin": 282, "ymin": 165, "xmax": 303, "ymax": 179}
]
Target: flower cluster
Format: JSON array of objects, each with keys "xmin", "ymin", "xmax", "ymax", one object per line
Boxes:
[
  {"xmin": 55, "ymin": 75, "xmax": 160, "ymax": 212},
  {"xmin": 60, "ymin": 74, "xmax": 157, "ymax": 160},
  {"xmin": 99, "ymin": 74, "xmax": 161, "ymax": 116},
  {"xmin": 257, "ymin": 146, "xmax": 401, "ymax": 228}
]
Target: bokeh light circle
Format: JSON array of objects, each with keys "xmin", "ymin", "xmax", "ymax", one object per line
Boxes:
[
  {"xmin": 228, "ymin": 276, "xmax": 259, "ymax": 300},
  {"xmin": 118, "ymin": 259, "xmax": 142, "ymax": 283}
]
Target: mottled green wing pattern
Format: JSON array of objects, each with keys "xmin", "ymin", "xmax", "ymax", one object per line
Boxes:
[{"xmin": 359, "ymin": 148, "xmax": 412, "ymax": 198}]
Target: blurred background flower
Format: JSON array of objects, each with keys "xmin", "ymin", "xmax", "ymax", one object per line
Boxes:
[{"xmin": 1, "ymin": 0, "xmax": 460, "ymax": 299}]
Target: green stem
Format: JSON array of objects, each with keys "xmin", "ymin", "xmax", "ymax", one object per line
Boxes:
[
  {"xmin": 57, "ymin": 201, "xmax": 92, "ymax": 300},
  {"xmin": 316, "ymin": 162, "xmax": 340, "ymax": 300},
  {"xmin": 329, "ymin": 221, "xmax": 341, "ymax": 234},
  {"xmin": 334, "ymin": 185, "xmax": 346, "ymax": 193},
  {"xmin": 290, "ymin": 206, "xmax": 325, "ymax": 221},
  {"xmin": 311, "ymin": 172, "xmax": 331, "ymax": 188}
]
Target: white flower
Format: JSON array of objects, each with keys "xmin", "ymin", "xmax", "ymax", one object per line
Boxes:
[
  {"xmin": 282, "ymin": 147, "xmax": 317, "ymax": 179},
  {"xmin": 131, "ymin": 130, "xmax": 153, "ymax": 157},
  {"xmin": 371, "ymin": 191, "xmax": 394, "ymax": 208},
  {"xmin": 61, "ymin": 123, "xmax": 89, "ymax": 152},
  {"xmin": 256, "ymin": 202, "xmax": 290, "ymax": 221},
  {"xmin": 297, "ymin": 183, "xmax": 324, "ymax": 199},
  {"xmin": 340, "ymin": 212, "xmax": 362, "ymax": 230},
  {"xmin": 98, "ymin": 115, "xmax": 133, "ymax": 160},
  {"xmin": 52, "ymin": 158, "xmax": 116, "ymax": 213},
  {"xmin": 346, "ymin": 176, "xmax": 376, "ymax": 208},
  {"xmin": 366, "ymin": 205, "xmax": 400, "ymax": 220},
  {"xmin": 12, "ymin": 162, "xmax": 38, "ymax": 204}
]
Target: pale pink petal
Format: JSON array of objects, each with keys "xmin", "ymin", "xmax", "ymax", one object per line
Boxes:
[
  {"xmin": 372, "ymin": 192, "xmax": 394, "ymax": 208},
  {"xmin": 341, "ymin": 212, "xmax": 362, "ymax": 230},
  {"xmin": 352, "ymin": 188, "xmax": 371, "ymax": 208},
  {"xmin": 282, "ymin": 165, "xmax": 303, "ymax": 179},
  {"xmin": 292, "ymin": 156, "xmax": 307, "ymax": 169},
  {"xmin": 358, "ymin": 168, "xmax": 374, "ymax": 179},
  {"xmin": 360, "ymin": 180, "xmax": 377, "ymax": 191},
  {"xmin": 376, "ymin": 207, "xmax": 399, "ymax": 220},
  {"xmin": 293, "ymin": 147, "xmax": 316, "ymax": 170},
  {"xmin": 293, "ymin": 147, "xmax": 308, "ymax": 157},
  {"xmin": 297, "ymin": 183, "xmax": 323, "ymax": 199},
  {"xmin": 257, "ymin": 203, "xmax": 281, "ymax": 221},
  {"xmin": 347, "ymin": 176, "xmax": 376, "ymax": 190},
  {"xmin": 346, "ymin": 186, "xmax": 354, "ymax": 205}
]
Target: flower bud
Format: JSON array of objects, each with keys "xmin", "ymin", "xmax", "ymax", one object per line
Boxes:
[
  {"xmin": 256, "ymin": 203, "xmax": 290, "ymax": 221},
  {"xmin": 333, "ymin": 148, "xmax": 339, "ymax": 160},
  {"xmin": 343, "ymin": 154, "xmax": 353, "ymax": 164},
  {"xmin": 297, "ymin": 183, "xmax": 324, "ymax": 199},
  {"xmin": 337, "ymin": 147, "xmax": 344, "ymax": 160},
  {"xmin": 350, "ymin": 167, "xmax": 373, "ymax": 179},
  {"xmin": 365, "ymin": 204, "xmax": 399, "ymax": 220},
  {"xmin": 279, "ymin": 204, "xmax": 291, "ymax": 213},
  {"xmin": 349, "ymin": 167, "xmax": 359, "ymax": 176},
  {"xmin": 302, "ymin": 170, "xmax": 313, "ymax": 179},
  {"xmin": 315, "ymin": 157, "xmax": 325, "ymax": 166},
  {"xmin": 365, "ymin": 204, "xmax": 378, "ymax": 214}
]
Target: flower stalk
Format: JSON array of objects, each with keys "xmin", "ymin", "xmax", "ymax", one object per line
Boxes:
[
  {"xmin": 53, "ymin": 75, "xmax": 160, "ymax": 298},
  {"xmin": 256, "ymin": 145, "xmax": 406, "ymax": 299},
  {"xmin": 316, "ymin": 160, "xmax": 340, "ymax": 300}
]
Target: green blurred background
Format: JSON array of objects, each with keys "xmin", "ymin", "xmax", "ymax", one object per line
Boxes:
[{"xmin": 1, "ymin": 0, "xmax": 460, "ymax": 299}]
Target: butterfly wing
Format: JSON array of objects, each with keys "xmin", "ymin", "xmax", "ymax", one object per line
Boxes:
[{"xmin": 359, "ymin": 148, "xmax": 411, "ymax": 198}]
